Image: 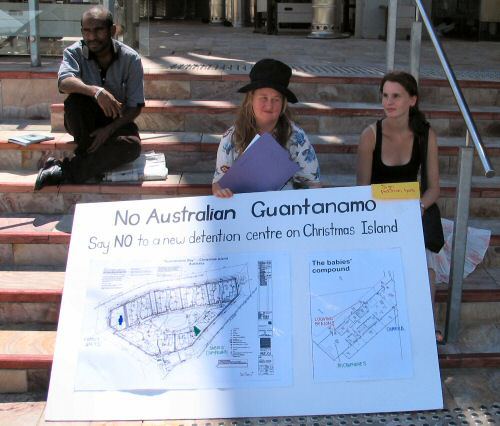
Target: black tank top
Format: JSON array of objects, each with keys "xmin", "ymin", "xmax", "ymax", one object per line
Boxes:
[{"xmin": 370, "ymin": 119, "xmax": 421, "ymax": 184}]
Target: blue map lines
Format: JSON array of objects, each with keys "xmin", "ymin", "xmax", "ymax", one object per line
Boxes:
[
  {"xmin": 313, "ymin": 273, "xmax": 399, "ymax": 361},
  {"xmin": 309, "ymin": 248, "xmax": 413, "ymax": 382}
]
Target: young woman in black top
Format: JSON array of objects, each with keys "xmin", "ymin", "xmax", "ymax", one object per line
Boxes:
[{"xmin": 356, "ymin": 71, "xmax": 442, "ymax": 342}]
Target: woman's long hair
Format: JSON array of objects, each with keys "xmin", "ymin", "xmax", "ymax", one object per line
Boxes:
[
  {"xmin": 232, "ymin": 91, "xmax": 293, "ymax": 154},
  {"xmin": 380, "ymin": 71, "xmax": 428, "ymax": 136}
]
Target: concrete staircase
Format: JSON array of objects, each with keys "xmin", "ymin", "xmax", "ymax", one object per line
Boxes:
[{"xmin": 1, "ymin": 67, "xmax": 500, "ymax": 421}]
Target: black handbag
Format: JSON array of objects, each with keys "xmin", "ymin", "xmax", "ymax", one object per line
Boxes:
[
  {"xmin": 420, "ymin": 125, "xmax": 445, "ymax": 253},
  {"xmin": 422, "ymin": 203, "xmax": 444, "ymax": 252}
]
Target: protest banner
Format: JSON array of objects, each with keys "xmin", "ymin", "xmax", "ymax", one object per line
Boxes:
[{"xmin": 46, "ymin": 186, "xmax": 442, "ymax": 421}]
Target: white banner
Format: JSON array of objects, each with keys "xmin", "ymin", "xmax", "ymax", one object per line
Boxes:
[{"xmin": 46, "ymin": 186, "xmax": 442, "ymax": 421}]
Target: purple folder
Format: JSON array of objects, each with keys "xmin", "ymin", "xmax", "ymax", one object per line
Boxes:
[{"xmin": 218, "ymin": 132, "xmax": 300, "ymax": 194}]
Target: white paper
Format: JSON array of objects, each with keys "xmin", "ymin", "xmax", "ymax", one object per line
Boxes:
[
  {"xmin": 103, "ymin": 151, "xmax": 168, "ymax": 182},
  {"xmin": 75, "ymin": 253, "xmax": 292, "ymax": 391},
  {"xmin": 46, "ymin": 186, "xmax": 442, "ymax": 421},
  {"xmin": 309, "ymin": 248, "xmax": 412, "ymax": 382}
]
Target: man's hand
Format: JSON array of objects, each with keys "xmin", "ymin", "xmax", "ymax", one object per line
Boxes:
[
  {"xmin": 58, "ymin": 78, "xmax": 123, "ymax": 119},
  {"xmin": 95, "ymin": 88, "xmax": 122, "ymax": 119},
  {"xmin": 88, "ymin": 126, "xmax": 114, "ymax": 153},
  {"xmin": 87, "ymin": 105, "xmax": 142, "ymax": 154}
]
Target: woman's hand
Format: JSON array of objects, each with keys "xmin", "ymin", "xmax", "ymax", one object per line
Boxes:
[{"xmin": 212, "ymin": 182, "xmax": 234, "ymax": 198}]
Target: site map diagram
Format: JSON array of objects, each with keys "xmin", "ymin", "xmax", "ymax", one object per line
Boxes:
[
  {"xmin": 75, "ymin": 252, "xmax": 292, "ymax": 391},
  {"xmin": 309, "ymin": 248, "xmax": 413, "ymax": 382}
]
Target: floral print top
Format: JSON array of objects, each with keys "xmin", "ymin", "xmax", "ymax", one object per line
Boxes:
[{"xmin": 213, "ymin": 122, "xmax": 320, "ymax": 187}]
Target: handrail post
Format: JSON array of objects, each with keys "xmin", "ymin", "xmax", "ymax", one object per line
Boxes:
[
  {"xmin": 445, "ymin": 138, "xmax": 474, "ymax": 342},
  {"xmin": 123, "ymin": 0, "xmax": 140, "ymax": 49},
  {"xmin": 386, "ymin": 0, "xmax": 398, "ymax": 72},
  {"xmin": 103, "ymin": 0, "xmax": 115, "ymax": 17},
  {"xmin": 28, "ymin": 0, "xmax": 41, "ymax": 67},
  {"xmin": 410, "ymin": 6, "xmax": 421, "ymax": 81}
]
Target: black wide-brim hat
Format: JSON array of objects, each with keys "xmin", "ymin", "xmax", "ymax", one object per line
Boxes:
[{"xmin": 238, "ymin": 58, "xmax": 298, "ymax": 104}]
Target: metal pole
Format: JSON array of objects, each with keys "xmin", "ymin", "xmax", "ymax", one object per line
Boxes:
[
  {"xmin": 386, "ymin": 0, "xmax": 397, "ymax": 72},
  {"xmin": 226, "ymin": 0, "xmax": 233, "ymax": 24},
  {"xmin": 28, "ymin": 0, "xmax": 41, "ymax": 67},
  {"xmin": 233, "ymin": 0, "xmax": 243, "ymax": 28},
  {"xmin": 123, "ymin": 0, "xmax": 139, "ymax": 49},
  {"xmin": 103, "ymin": 0, "xmax": 115, "ymax": 17},
  {"xmin": 354, "ymin": 0, "xmax": 363, "ymax": 38},
  {"xmin": 445, "ymin": 142, "xmax": 474, "ymax": 342},
  {"xmin": 138, "ymin": 0, "xmax": 149, "ymax": 55},
  {"xmin": 409, "ymin": 6, "xmax": 421, "ymax": 81}
]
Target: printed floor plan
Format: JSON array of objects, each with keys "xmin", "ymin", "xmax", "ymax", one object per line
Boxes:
[
  {"xmin": 309, "ymin": 248, "xmax": 413, "ymax": 382},
  {"xmin": 75, "ymin": 253, "xmax": 292, "ymax": 391},
  {"xmin": 108, "ymin": 274, "xmax": 244, "ymax": 374}
]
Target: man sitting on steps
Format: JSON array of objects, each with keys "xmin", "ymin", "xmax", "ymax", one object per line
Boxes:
[{"xmin": 35, "ymin": 5, "xmax": 144, "ymax": 190}]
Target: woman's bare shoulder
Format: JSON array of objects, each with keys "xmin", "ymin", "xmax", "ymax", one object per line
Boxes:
[
  {"xmin": 427, "ymin": 126, "xmax": 438, "ymax": 145},
  {"xmin": 428, "ymin": 126, "xmax": 437, "ymax": 138},
  {"xmin": 359, "ymin": 122, "xmax": 377, "ymax": 148}
]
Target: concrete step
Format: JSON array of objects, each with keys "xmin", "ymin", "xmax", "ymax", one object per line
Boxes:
[
  {"xmin": 150, "ymin": 76, "xmax": 500, "ymax": 108},
  {"xmin": 0, "ymin": 402, "xmax": 47, "ymax": 425},
  {"xmin": 1, "ymin": 170, "xmax": 499, "ymax": 218},
  {"xmin": 1, "ymin": 212, "xmax": 500, "ymax": 267},
  {"xmin": 0, "ymin": 271, "xmax": 63, "ymax": 326},
  {"xmin": 143, "ymin": 74, "xmax": 500, "ymax": 106},
  {"xmin": 0, "ymin": 330, "xmax": 53, "ymax": 394},
  {"xmin": 0, "ymin": 330, "xmax": 54, "ymax": 369},
  {"xmin": 0, "ymin": 213, "xmax": 500, "ymax": 262},
  {"xmin": 50, "ymin": 100, "xmax": 500, "ymax": 136},
  {"xmin": 1, "ymin": 267, "xmax": 499, "ymax": 326},
  {"xmin": 0, "ymin": 328, "xmax": 499, "ymax": 395},
  {"xmin": 3, "ymin": 68, "xmax": 500, "ymax": 119},
  {"xmin": 0, "ymin": 170, "xmax": 211, "ymax": 215},
  {"xmin": 0, "ymin": 214, "xmax": 71, "ymax": 268},
  {"xmin": 1, "ymin": 129, "xmax": 500, "ymax": 176},
  {"xmin": 0, "ymin": 130, "xmax": 219, "ymax": 173}
]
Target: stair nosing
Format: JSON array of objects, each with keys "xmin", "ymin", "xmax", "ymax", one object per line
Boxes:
[
  {"xmin": 0, "ymin": 350, "xmax": 498, "ymax": 370},
  {"xmin": 1, "ymin": 287, "xmax": 498, "ymax": 304},
  {"xmin": 2, "ymin": 132, "xmax": 500, "ymax": 154},
  {"xmin": 3, "ymin": 69, "xmax": 500, "ymax": 88},
  {"xmin": 0, "ymin": 353, "xmax": 53, "ymax": 369},
  {"xmin": 49, "ymin": 100, "xmax": 500, "ymax": 119},
  {"xmin": 2, "ymin": 173, "xmax": 500, "ymax": 195}
]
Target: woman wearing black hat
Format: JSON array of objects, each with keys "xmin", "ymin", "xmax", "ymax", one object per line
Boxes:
[{"xmin": 212, "ymin": 59, "xmax": 321, "ymax": 198}]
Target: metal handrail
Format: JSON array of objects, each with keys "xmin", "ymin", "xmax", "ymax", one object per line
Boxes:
[
  {"xmin": 387, "ymin": 0, "xmax": 497, "ymax": 343},
  {"xmin": 413, "ymin": 0, "xmax": 495, "ymax": 178},
  {"xmin": 407, "ymin": 0, "xmax": 495, "ymax": 343}
]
